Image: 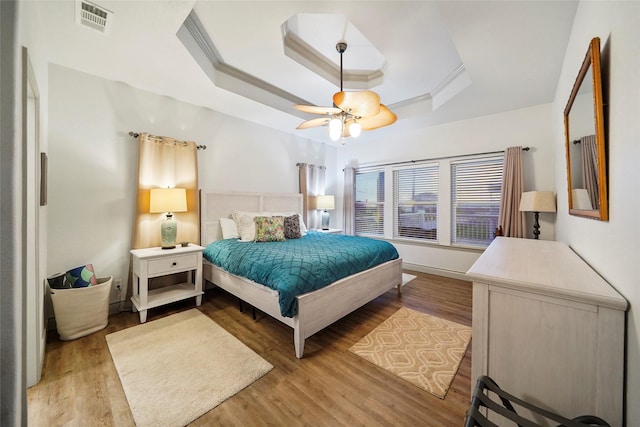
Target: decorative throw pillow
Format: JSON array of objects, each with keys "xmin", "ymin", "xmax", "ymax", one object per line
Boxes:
[
  {"xmin": 65, "ymin": 264, "xmax": 97, "ymax": 288},
  {"xmin": 254, "ymin": 216, "xmax": 285, "ymax": 242},
  {"xmin": 269, "ymin": 211, "xmax": 307, "ymax": 236},
  {"xmin": 219, "ymin": 217, "xmax": 240, "ymax": 239},
  {"xmin": 284, "ymin": 214, "xmax": 302, "ymax": 239}
]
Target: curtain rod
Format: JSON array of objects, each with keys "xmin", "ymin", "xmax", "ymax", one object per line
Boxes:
[
  {"xmin": 129, "ymin": 131, "xmax": 207, "ymax": 150},
  {"xmin": 353, "ymin": 147, "xmax": 530, "ymax": 169}
]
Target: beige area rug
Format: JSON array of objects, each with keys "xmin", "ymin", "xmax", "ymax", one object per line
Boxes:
[
  {"xmin": 106, "ymin": 309, "xmax": 273, "ymax": 427},
  {"xmin": 349, "ymin": 307, "xmax": 471, "ymax": 399},
  {"xmin": 402, "ymin": 273, "xmax": 417, "ymax": 286}
]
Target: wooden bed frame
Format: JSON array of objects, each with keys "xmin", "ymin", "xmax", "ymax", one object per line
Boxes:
[{"xmin": 199, "ymin": 190, "xmax": 403, "ymax": 358}]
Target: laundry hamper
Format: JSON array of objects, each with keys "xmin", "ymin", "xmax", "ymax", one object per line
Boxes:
[{"xmin": 50, "ymin": 276, "xmax": 112, "ymax": 340}]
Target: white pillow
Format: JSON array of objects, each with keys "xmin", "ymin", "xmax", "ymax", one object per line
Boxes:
[
  {"xmin": 298, "ymin": 213, "xmax": 307, "ymax": 235},
  {"xmin": 232, "ymin": 211, "xmax": 261, "ymax": 242},
  {"xmin": 219, "ymin": 218, "xmax": 239, "ymax": 239}
]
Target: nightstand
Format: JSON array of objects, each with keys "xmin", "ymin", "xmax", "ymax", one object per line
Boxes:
[
  {"xmin": 130, "ymin": 244, "xmax": 204, "ymax": 323},
  {"xmin": 316, "ymin": 228, "xmax": 343, "ymax": 234}
]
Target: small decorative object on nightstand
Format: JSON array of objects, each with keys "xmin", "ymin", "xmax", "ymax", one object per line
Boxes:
[
  {"xmin": 130, "ymin": 244, "xmax": 204, "ymax": 323},
  {"xmin": 316, "ymin": 195, "xmax": 334, "ymax": 230}
]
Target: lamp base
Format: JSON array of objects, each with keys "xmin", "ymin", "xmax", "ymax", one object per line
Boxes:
[
  {"xmin": 321, "ymin": 210, "xmax": 330, "ymax": 230},
  {"xmin": 532, "ymin": 211, "xmax": 540, "ymax": 240},
  {"xmin": 160, "ymin": 214, "xmax": 178, "ymax": 249}
]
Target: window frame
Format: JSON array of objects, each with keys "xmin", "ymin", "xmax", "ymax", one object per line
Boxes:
[
  {"xmin": 354, "ymin": 168, "xmax": 386, "ymax": 237},
  {"xmin": 392, "ymin": 162, "xmax": 440, "ymax": 243},
  {"xmin": 353, "ymin": 153, "xmax": 504, "ymax": 250},
  {"xmin": 450, "ymin": 155, "xmax": 504, "ymax": 249}
]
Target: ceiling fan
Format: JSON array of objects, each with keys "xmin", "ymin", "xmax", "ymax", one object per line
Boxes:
[{"xmin": 294, "ymin": 41, "xmax": 397, "ymax": 144}]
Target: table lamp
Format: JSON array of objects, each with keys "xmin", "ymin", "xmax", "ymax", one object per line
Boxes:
[
  {"xmin": 316, "ymin": 195, "xmax": 335, "ymax": 230},
  {"xmin": 519, "ymin": 191, "xmax": 556, "ymax": 239},
  {"xmin": 572, "ymin": 188, "xmax": 593, "ymax": 210},
  {"xmin": 150, "ymin": 188, "xmax": 187, "ymax": 249}
]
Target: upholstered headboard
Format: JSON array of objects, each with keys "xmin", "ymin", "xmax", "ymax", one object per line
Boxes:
[{"xmin": 199, "ymin": 190, "xmax": 304, "ymax": 245}]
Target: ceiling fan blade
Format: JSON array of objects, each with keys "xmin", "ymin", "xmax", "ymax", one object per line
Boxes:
[
  {"xmin": 296, "ymin": 117, "xmax": 331, "ymax": 130},
  {"xmin": 294, "ymin": 105, "xmax": 342, "ymax": 115},
  {"xmin": 333, "ymin": 91, "xmax": 381, "ymax": 117},
  {"xmin": 358, "ymin": 104, "xmax": 397, "ymax": 130}
]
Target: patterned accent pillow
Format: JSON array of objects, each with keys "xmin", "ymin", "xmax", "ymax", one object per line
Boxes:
[
  {"xmin": 254, "ymin": 216, "xmax": 285, "ymax": 242},
  {"xmin": 283, "ymin": 214, "xmax": 301, "ymax": 239},
  {"xmin": 65, "ymin": 264, "xmax": 97, "ymax": 288}
]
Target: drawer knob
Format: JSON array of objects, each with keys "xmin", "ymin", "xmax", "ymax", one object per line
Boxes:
[{"xmin": 172, "ymin": 262, "xmax": 177, "ymax": 266}]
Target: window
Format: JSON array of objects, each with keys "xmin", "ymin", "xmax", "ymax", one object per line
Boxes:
[
  {"xmin": 393, "ymin": 164, "xmax": 439, "ymax": 241},
  {"xmin": 355, "ymin": 170, "xmax": 384, "ymax": 236},
  {"xmin": 450, "ymin": 157, "xmax": 503, "ymax": 247},
  {"xmin": 353, "ymin": 153, "xmax": 503, "ymax": 249}
]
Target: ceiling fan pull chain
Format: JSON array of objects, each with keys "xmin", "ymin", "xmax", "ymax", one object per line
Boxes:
[
  {"xmin": 336, "ymin": 41, "xmax": 347, "ymax": 92},
  {"xmin": 339, "ymin": 43, "xmax": 343, "ymax": 92}
]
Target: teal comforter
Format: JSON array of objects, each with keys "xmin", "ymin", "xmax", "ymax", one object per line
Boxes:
[{"xmin": 203, "ymin": 231, "xmax": 399, "ymax": 317}]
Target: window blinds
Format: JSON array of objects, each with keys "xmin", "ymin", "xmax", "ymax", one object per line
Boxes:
[
  {"xmin": 450, "ymin": 157, "xmax": 503, "ymax": 246},
  {"xmin": 393, "ymin": 164, "xmax": 439, "ymax": 241}
]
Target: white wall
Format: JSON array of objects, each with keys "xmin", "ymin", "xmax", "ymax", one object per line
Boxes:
[
  {"xmin": 47, "ymin": 64, "xmax": 337, "ymax": 310},
  {"xmin": 336, "ymin": 103, "xmax": 556, "ymax": 276},
  {"xmin": 553, "ymin": 1, "xmax": 640, "ymax": 424}
]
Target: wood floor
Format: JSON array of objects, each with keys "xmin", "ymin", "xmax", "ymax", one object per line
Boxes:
[{"xmin": 27, "ymin": 270, "xmax": 473, "ymax": 427}]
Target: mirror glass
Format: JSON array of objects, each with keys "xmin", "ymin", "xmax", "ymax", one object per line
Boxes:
[{"xmin": 564, "ymin": 37, "xmax": 608, "ymax": 220}]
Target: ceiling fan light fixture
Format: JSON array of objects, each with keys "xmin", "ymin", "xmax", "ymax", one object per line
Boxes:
[
  {"xmin": 349, "ymin": 120, "xmax": 362, "ymax": 138},
  {"xmin": 294, "ymin": 41, "xmax": 396, "ymax": 143},
  {"xmin": 329, "ymin": 117, "xmax": 342, "ymax": 141}
]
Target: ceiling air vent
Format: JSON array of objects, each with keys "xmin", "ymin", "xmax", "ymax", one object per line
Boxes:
[{"xmin": 75, "ymin": 0, "xmax": 113, "ymax": 34}]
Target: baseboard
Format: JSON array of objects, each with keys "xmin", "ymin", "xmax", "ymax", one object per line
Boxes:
[
  {"xmin": 109, "ymin": 301, "xmax": 122, "ymax": 315},
  {"xmin": 401, "ymin": 262, "xmax": 469, "ymax": 282},
  {"xmin": 45, "ymin": 267, "xmax": 466, "ymax": 333}
]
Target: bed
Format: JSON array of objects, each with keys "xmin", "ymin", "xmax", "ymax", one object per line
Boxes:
[{"xmin": 199, "ymin": 190, "xmax": 403, "ymax": 358}]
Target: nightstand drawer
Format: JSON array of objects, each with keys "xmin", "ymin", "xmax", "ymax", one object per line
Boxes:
[{"xmin": 147, "ymin": 253, "xmax": 198, "ymax": 276}]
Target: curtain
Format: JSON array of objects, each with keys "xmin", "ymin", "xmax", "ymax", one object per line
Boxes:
[
  {"xmin": 498, "ymin": 146, "xmax": 526, "ymax": 238},
  {"xmin": 581, "ymin": 135, "xmax": 599, "ymax": 209},
  {"xmin": 126, "ymin": 133, "xmax": 199, "ymax": 300},
  {"xmin": 298, "ymin": 163, "xmax": 325, "ymax": 230},
  {"xmin": 343, "ymin": 166, "xmax": 355, "ymax": 235}
]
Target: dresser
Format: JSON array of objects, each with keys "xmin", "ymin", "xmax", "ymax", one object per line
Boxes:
[{"xmin": 466, "ymin": 237, "xmax": 627, "ymax": 426}]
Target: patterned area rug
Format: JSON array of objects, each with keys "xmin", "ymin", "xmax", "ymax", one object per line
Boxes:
[
  {"xmin": 349, "ymin": 307, "xmax": 471, "ymax": 399},
  {"xmin": 106, "ymin": 309, "xmax": 273, "ymax": 427}
]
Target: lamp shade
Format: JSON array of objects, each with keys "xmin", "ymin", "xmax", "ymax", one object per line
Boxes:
[
  {"xmin": 149, "ymin": 188, "xmax": 187, "ymax": 213},
  {"xmin": 572, "ymin": 188, "xmax": 593, "ymax": 210},
  {"xmin": 316, "ymin": 195, "xmax": 335, "ymax": 210},
  {"xmin": 519, "ymin": 191, "xmax": 556, "ymax": 213}
]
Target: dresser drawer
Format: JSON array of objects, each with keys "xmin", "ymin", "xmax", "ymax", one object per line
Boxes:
[{"xmin": 147, "ymin": 253, "xmax": 198, "ymax": 276}]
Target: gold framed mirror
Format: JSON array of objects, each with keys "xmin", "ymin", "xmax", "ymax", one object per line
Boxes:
[{"xmin": 564, "ymin": 37, "xmax": 608, "ymax": 220}]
